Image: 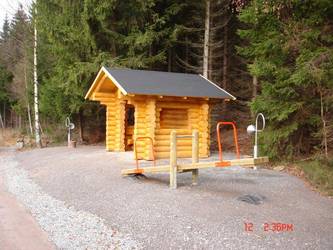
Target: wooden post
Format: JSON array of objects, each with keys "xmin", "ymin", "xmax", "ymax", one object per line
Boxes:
[
  {"xmin": 118, "ymin": 101, "xmax": 126, "ymax": 151},
  {"xmin": 192, "ymin": 130, "xmax": 199, "ymax": 185},
  {"xmin": 170, "ymin": 130, "xmax": 177, "ymax": 189},
  {"xmin": 146, "ymin": 99, "xmax": 156, "ymax": 160}
]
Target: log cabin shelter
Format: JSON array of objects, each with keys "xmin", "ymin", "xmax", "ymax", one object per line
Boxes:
[{"xmin": 85, "ymin": 66, "xmax": 236, "ymax": 160}]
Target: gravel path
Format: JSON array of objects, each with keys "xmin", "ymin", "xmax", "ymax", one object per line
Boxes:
[
  {"xmin": 0, "ymin": 150, "xmax": 138, "ymax": 250},
  {"xmin": 3, "ymin": 146, "xmax": 333, "ymax": 249},
  {"xmin": 0, "ymin": 153, "xmax": 55, "ymax": 250}
]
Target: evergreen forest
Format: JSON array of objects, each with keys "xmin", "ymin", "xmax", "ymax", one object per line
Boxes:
[{"xmin": 0, "ymin": 0, "xmax": 332, "ymax": 164}]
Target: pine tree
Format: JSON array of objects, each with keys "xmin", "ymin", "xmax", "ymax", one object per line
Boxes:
[
  {"xmin": 0, "ymin": 5, "xmax": 33, "ymax": 131},
  {"xmin": 0, "ymin": 15, "xmax": 12, "ymax": 123},
  {"xmin": 36, "ymin": 0, "xmax": 97, "ymax": 122},
  {"xmin": 0, "ymin": 65, "xmax": 12, "ymax": 128},
  {"xmin": 0, "ymin": 15, "xmax": 10, "ymax": 44},
  {"xmin": 36, "ymin": 0, "xmax": 187, "ymax": 122},
  {"xmin": 238, "ymin": 0, "xmax": 333, "ymax": 159}
]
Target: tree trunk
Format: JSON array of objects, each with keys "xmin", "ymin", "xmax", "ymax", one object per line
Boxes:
[
  {"xmin": 24, "ymin": 55, "xmax": 33, "ymax": 136},
  {"xmin": 252, "ymin": 75, "xmax": 258, "ymax": 118},
  {"xmin": 78, "ymin": 109, "xmax": 84, "ymax": 143},
  {"xmin": 168, "ymin": 48, "xmax": 172, "ymax": 72},
  {"xmin": 208, "ymin": 33, "xmax": 213, "ymax": 80},
  {"xmin": 0, "ymin": 109, "xmax": 3, "ymax": 137},
  {"xmin": 252, "ymin": 75, "xmax": 258, "ymax": 99},
  {"xmin": 0, "ymin": 110, "xmax": 4, "ymax": 129},
  {"xmin": 320, "ymin": 90, "xmax": 328, "ymax": 159},
  {"xmin": 223, "ymin": 25, "xmax": 228, "ymax": 91},
  {"xmin": 185, "ymin": 36, "xmax": 189, "ymax": 73},
  {"xmin": 10, "ymin": 109, "xmax": 13, "ymax": 128},
  {"xmin": 19, "ymin": 115, "xmax": 22, "ymax": 130},
  {"xmin": 34, "ymin": 7, "xmax": 42, "ymax": 148},
  {"xmin": 203, "ymin": 0, "xmax": 210, "ymax": 78},
  {"xmin": 222, "ymin": 24, "xmax": 228, "ymax": 113},
  {"xmin": 27, "ymin": 102, "xmax": 33, "ymax": 135},
  {"xmin": 3, "ymin": 103, "xmax": 5, "ymax": 128}
]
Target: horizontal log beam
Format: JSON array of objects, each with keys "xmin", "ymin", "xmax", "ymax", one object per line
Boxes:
[
  {"xmin": 155, "ymin": 140, "xmax": 192, "ymax": 146},
  {"xmin": 121, "ymin": 157, "xmax": 269, "ymax": 175}
]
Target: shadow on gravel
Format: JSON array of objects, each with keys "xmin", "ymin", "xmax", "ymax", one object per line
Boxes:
[
  {"xmin": 127, "ymin": 174, "xmax": 148, "ymax": 180},
  {"xmin": 126, "ymin": 174, "xmax": 257, "ymax": 186},
  {"xmin": 237, "ymin": 194, "xmax": 266, "ymax": 205},
  {"xmin": 125, "ymin": 175, "xmax": 172, "ymax": 187},
  {"xmin": 243, "ymin": 172, "xmax": 283, "ymax": 178},
  {"xmin": 218, "ymin": 178, "xmax": 256, "ymax": 184}
]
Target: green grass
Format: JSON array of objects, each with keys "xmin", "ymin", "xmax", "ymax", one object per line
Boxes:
[{"xmin": 299, "ymin": 158, "xmax": 333, "ymax": 196}]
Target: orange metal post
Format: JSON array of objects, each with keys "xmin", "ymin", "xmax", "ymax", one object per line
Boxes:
[
  {"xmin": 216, "ymin": 121, "xmax": 240, "ymax": 164},
  {"xmin": 134, "ymin": 137, "xmax": 156, "ymax": 170}
]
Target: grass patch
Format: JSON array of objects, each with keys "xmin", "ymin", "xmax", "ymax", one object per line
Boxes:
[{"xmin": 299, "ymin": 158, "xmax": 333, "ymax": 196}]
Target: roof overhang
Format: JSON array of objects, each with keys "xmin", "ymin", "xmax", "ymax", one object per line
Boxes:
[{"xmin": 199, "ymin": 75, "xmax": 236, "ymax": 101}]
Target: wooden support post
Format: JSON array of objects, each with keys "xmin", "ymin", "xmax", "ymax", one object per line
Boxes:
[
  {"xmin": 170, "ymin": 130, "xmax": 177, "ymax": 189},
  {"xmin": 146, "ymin": 99, "xmax": 156, "ymax": 160},
  {"xmin": 117, "ymin": 101, "xmax": 126, "ymax": 151},
  {"xmin": 192, "ymin": 130, "xmax": 199, "ymax": 185}
]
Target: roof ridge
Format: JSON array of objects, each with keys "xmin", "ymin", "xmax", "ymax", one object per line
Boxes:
[{"xmin": 104, "ymin": 66, "xmax": 201, "ymax": 76}]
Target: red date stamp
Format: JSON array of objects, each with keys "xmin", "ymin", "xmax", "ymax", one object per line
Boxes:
[{"xmin": 244, "ymin": 222, "xmax": 294, "ymax": 232}]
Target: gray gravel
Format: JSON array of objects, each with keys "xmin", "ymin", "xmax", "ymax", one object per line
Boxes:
[
  {"xmin": 0, "ymin": 153, "xmax": 139, "ymax": 250},
  {"xmin": 4, "ymin": 146, "xmax": 333, "ymax": 249}
]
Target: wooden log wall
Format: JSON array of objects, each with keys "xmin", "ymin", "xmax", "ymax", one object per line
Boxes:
[
  {"xmin": 100, "ymin": 92, "xmax": 125, "ymax": 152},
  {"xmin": 154, "ymin": 99, "xmax": 210, "ymax": 159},
  {"xmin": 160, "ymin": 108, "xmax": 188, "ymax": 129},
  {"xmin": 146, "ymin": 99, "xmax": 156, "ymax": 159},
  {"xmin": 200, "ymin": 103, "xmax": 210, "ymax": 156},
  {"xmin": 95, "ymin": 92, "xmax": 210, "ymax": 160},
  {"xmin": 133, "ymin": 99, "xmax": 156, "ymax": 160}
]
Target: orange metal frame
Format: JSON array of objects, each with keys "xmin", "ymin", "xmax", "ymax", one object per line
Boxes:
[
  {"xmin": 216, "ymin": 121, "xmax": 240, "ymax": 167},
  {"xmin": 134, "ymin": 137, "xmax": 156, "ymax": 172}
]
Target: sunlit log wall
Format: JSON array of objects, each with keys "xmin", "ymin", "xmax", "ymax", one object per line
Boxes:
[{"xmin": 94, "ymin": 92, "xmax": 211, "ymax": 160}]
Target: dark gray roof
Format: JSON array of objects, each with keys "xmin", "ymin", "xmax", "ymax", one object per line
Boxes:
[{"xmin": 104, "ymin": 67, "xmax": 235, "ymax": 99}]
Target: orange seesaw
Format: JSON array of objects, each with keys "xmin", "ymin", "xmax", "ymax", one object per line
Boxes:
[{"xmin": 122, "ymin": 122, "xmax": 269, "ymax": 189}]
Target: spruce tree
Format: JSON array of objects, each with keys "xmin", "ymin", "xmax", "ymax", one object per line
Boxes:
[{"xmin": 238, "ymin": 0, "xmax": 333, "ymax": 159}]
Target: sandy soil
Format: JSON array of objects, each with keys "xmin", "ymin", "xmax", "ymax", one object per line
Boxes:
[{"xmin": 10, "ymin": 146, "xmax": 333, "ymax": 249}]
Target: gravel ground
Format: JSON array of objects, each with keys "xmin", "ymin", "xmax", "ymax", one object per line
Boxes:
[
  {"xmin": 0, "ymin": 150, "xmax": 138, "ymax": 250},
  {"xmin": 3, "ymin": 146, "xmax": 333, "ymax": 249}
]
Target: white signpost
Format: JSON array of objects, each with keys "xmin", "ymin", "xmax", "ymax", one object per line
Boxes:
[
  {"xmin": 65, "ymin": 117, "xmax": 75, "ymax": 147},
  {"xmin": 247, "ymin": 113, "xmax": 266, "ymax": 159}
]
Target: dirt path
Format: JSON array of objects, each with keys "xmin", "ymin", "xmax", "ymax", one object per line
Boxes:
[{"xmin": 0, "ymin": 151, "xmax": 55, "ymax": 250}]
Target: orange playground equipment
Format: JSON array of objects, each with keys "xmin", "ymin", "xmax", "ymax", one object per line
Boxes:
[
  {"xmin": 216, "ymin": 121, "xmax": 240, "ymax": 167},
  {"xmin": 122, "ymin": 121, "xmax": 269, "ymax": 189}
]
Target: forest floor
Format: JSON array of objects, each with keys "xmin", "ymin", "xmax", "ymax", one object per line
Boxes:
[
  {"xmin": 0, "ymin": 129, "xmax": 20, "ymax": 147},
  {"xmin": 1, "ymin": 146, "xmax": 333, "ymax": 249}
]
